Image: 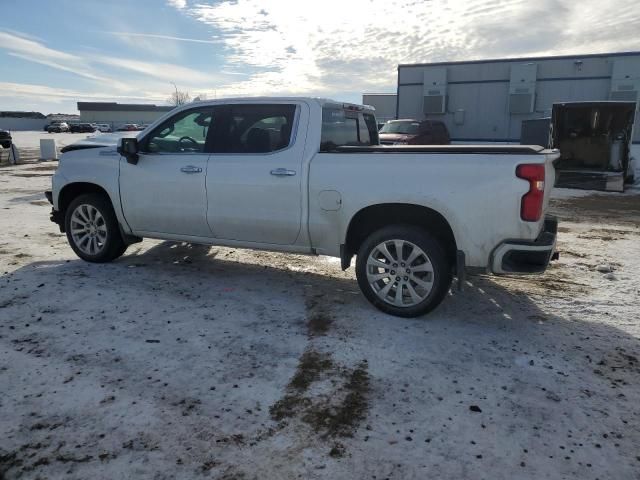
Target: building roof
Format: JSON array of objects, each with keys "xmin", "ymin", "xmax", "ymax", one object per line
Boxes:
[
  {"xmin": 398, "ymin": 50, "xmax": 640, "ymax": 69},
  {"xmin": 0, "ymin": 111, "xmax": 46, "ymax": 119},
  {"xmin": 77, "ymin": 102, "xmax": 174, "ymax": 112}
]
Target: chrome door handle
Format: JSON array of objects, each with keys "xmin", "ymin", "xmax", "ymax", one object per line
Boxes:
[
  {"xmin": 180, "ymin": 165, "xmax": 202, "ymax": 174},
  {"xmin": 270, "ymin": 168, "xmax": 296, "ymax": 177}
]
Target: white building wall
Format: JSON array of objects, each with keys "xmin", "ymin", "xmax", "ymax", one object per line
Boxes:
[
  {"xmin": 0, "ymin": 118, "xmax": 48, "ymax": 131},
  {"xmin": 397, "ymin": 52, "xmax": 640, "ymax": 143},
  {"xmin": 362, "ymin": 94, "xmax": 397, "ymax": 123},
  {"xmin": 79, "ymin": 110, "xmax": 170, "ymax": 128}
]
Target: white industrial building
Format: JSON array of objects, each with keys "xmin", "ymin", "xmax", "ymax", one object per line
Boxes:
[
  {"xmin": 0, "ymin": 112, "xmax": 78, "ymax": 131},
  {"xmin": 384, "ymin": 51, "xmax": 640, "ymax": 144},
  {"xmin": 77, "ymin": 102, "xmax": 174, "ymax": 130},
  {"xmin": 362, "ymin": 94, "xmax": 397, "ymax": 123}
]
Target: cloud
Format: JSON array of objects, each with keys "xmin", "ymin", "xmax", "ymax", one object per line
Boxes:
[
  {"xmin": 7, "ymin": 52, "xmax": 114, "ymax": 84},
  {"xmin": 106, "ymin": 31, "xmax": 220, "ymax": 45},
  {"xmin": 182, "ymin": 0, "xmax": 640, "ymax": 97},
  {"xmin": 0, "ymin": 81, "xmax": 167, "ymax": 104},
  {"xmin": 0, "ymin": 29, "xmax": 217, "ymax": 93},
  {"xmin": 94, "ymin": 56, "xmax": 214, "ymax": 85},
  {"xmin": 167, "ymin": 0, "xmax": 187, "ymax": 9},
  {"xmin": 0, "ymin": 30, "xmax": 132, "ymax": 89},
  {"xmin": 0, "ymin": 30, "xmax": 78, "ymax": 62}
]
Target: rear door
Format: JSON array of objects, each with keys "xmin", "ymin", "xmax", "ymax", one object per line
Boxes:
[{"xmin": 206, "ymin": 102, "xmax": 308, "ymax": 244}]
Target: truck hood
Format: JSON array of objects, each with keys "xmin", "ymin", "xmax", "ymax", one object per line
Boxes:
[{"xmin": 60, "ymin": 132, "xmax": 137, "ymax": 153}]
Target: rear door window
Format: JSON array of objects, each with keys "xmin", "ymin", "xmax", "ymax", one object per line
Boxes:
[
  {"xmin": 321, "ymin": 108, "xmax": 379, "ymax": 151},
  {"xmin": 212, "ymin": 104, "xmax": 297, "ymax": 154}
]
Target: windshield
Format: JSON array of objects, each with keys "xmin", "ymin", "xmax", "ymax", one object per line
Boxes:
[{"xmin": 380, "ymin": 121, "xmax": 421, "ymax": 135}]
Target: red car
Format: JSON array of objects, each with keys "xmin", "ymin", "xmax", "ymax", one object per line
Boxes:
[{"xmin": 379, "ymin": 119, "xmax": 450, "ymax": 145}]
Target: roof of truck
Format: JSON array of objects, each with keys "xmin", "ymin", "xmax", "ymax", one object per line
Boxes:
[{"xmin": 188, "ymin": 97, "xmax": 375, "ymax": 111}]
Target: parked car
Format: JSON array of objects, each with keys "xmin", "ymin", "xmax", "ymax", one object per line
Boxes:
[
  {"xmin": 69, "ymin": 123, "xmax": 97, "ymax": 133},
  {"xmin": 47, "ymin": 97, "xmax": 558, "ymax": 317},
  {"xmin": 379, "ymin": 119, "xmax": 450, "ymax": 145},
  {"xmin": 96, "ymin": 124, "xmax": 112, "ymax": 133},
  {"xmin": 117, "ymin": 124, "xmax": 139, "ymax": 131},
  {"xmin": 47, "ymin": 121, "xmax": 70, "ymax": 133},
  {"xmin": 0, "ymin": 129, "xmax": 12, "ymax": 149}
]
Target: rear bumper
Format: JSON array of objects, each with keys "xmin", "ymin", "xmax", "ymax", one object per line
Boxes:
[{"xmin": 491, "ymin": 216, "xmax": 558, "ymax": 274}]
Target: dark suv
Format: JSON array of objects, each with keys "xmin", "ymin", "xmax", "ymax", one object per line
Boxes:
[
  {"xmin": 379, "ymin": 119, "xmax": 450, "ymax": 145},
  {"xmin": 70, "ymin": 123, "xmax": 97, "ymax": 133},
  {"xmin": 0, "ymin": 129, "xmax": 11, "ymax": 149}
]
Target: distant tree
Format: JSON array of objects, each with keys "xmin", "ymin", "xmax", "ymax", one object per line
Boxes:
[{"xmin": 168, "ymin": 90, "xmax": 191, "ymax": 106}]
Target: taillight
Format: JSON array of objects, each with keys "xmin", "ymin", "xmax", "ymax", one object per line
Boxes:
[{"xmin": 516, "ymin": 164, "xmax": 545, "ymax": 222}]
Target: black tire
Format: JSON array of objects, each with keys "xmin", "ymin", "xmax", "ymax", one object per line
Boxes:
[
  {"xmin": 64, "ymin": 193, "xmax": 127, "ymax": 263},
  {"xmin": 355, "ymin": 225, "xmax": 452, "ymax": 318}
]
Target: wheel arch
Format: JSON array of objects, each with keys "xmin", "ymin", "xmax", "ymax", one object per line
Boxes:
[
  {"xmin": 343, "ymin": 203, "xmax": 458, "ymax": 270},
  {"xmin": 57, "ymin": 182, "xmax": 115, "ymax": 232}
]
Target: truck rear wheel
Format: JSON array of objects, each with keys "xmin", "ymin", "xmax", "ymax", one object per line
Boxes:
[
  {"xmin": 355, "ymin": 225, "xmax": 452, "ymax": 317},
  {"xmin": 64, "ymin": 193, "xmax": 127, "ymax": 263}
]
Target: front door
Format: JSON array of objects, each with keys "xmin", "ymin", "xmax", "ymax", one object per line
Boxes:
[
  {"xmin": 206, "ymin": 102, "xmax": 307, "ymax": 245},
  {"xmin": 120, "ymin": 107, "xmax": 214, "ymax": 237}
]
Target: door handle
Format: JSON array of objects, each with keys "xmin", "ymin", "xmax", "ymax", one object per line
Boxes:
[
  {"xmin": 180, "ymin": 165, "xmax": 202, "ymax": 174},
  {"xmin": 270, "ymin": 168, "xmax": 296, "ymax": 177}
]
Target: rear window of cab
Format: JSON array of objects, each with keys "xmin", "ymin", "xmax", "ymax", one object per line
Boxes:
[{"xmin": 320, "ymin": 107, "xmax": 379, "ymax": 152}]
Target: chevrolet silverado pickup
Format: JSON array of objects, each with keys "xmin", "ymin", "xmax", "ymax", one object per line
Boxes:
[{"xmin": 47, "ymin": 97, "xmax": 559, "ymax": 317}]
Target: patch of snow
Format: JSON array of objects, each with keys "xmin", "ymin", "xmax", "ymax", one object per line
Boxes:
[{"xmin": 0, "ymin": 162, "xmax": 639, "ymax": 479}]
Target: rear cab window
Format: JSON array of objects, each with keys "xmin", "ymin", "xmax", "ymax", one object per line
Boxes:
[{"xmin": 320, "ymin": 105, "xmax": 379, "ymax": 152}]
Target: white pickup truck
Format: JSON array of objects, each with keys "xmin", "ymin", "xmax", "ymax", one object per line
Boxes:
[{"xmin": 46, "ymin": 97, "xmax": 559, "ymax": 317}]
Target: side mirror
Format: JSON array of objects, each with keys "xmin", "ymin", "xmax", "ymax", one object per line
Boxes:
[{"xmin": 117, "ymin": 137, "xmax": 139, "ymax": 164}]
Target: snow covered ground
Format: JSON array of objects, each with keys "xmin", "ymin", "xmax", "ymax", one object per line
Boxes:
[
  {"xmin": 0, "ymin": 162, "xmax": 639, "ymax": 479},
  {"xmin": 0, "ymin": 131, "xmax": 122, "ymax": 164}
]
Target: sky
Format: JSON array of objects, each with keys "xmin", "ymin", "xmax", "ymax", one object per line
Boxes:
[{"xmin": 1, "ymin": 0, "xmax": 639, "ymax": 114}]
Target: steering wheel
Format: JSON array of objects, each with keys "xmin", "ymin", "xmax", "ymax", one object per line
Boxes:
[{"xmin": 178, "ymin": 136, "xmax": 199, "ymax": 150}]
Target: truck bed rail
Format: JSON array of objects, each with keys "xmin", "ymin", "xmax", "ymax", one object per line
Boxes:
[{"xmin": 331, "ymin": 145, "xmax": 548, "ymax": 155}]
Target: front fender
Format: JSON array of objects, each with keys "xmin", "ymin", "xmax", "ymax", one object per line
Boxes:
[{"xmin": 52, "ymin": 148, "xmax": 131, "ymax": 233}]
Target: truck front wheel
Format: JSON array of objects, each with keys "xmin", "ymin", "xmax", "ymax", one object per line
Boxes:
[
  {"xmin": 64, "ymin": 193, "xmax": 127, "ymax": 263},
  {"xmin": 355, "ymin": 225, "xmax": 452, "ymax": 317}
]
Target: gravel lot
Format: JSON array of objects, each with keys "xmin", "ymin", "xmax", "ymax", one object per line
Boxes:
[{"xmin": 1, "ymin": 156, "xmax": 639, "ymax": 479}]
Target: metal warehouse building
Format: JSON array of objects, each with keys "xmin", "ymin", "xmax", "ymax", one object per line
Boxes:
[
  {"xmin": 395, "ymin": 51, "xmax": 640, "ymax": 143},
  {"xmin": 362, "ymin": 94, "xmax": 397, "ymax": 123},
  {"xmin": 77, "ymin": 102, "xmax": 174, "ymax": 130}
]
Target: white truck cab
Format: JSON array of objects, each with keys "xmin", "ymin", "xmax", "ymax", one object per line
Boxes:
[{"xmin": 47, "ymin": 97, "xmax": 559, "ymax": 317}]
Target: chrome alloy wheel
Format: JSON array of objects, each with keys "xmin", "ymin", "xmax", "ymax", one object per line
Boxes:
[
  {"xmin": 69, "ymin": 204, "xmax": 107, "ymax": 255},
  {"xmin": 366, "ymin": 239, "xmax": 434, "ymax": 307}
]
